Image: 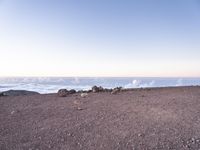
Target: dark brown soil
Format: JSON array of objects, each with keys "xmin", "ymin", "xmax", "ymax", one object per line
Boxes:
[{"xmin": 1, "ymin": 86, "xmax": 200, "ymax": 150}]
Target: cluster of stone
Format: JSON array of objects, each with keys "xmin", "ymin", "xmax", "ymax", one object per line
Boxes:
[
  {"xmin": 57, "ymin": 89, "xmax": 76, "ymax": 97},
  {"xmin": 57, "ymin": 86, "xmax": 123, "ymax": 97}
]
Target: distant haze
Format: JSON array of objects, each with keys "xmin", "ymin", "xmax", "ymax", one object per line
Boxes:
[{"xmin": 0, "ymin": 0, "xmax": 200, "ymax": 77}]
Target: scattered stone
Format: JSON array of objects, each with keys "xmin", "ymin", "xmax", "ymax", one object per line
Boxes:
[
  {"xmin": 57, "ymin": 89, "xmax": 69, "ymax": 97},
  {"xmin": 81, "ymin": 93, "xmax": 88, "ymax": 98},
  {"xmin": 79, "ymin": 86, "xmax": 123, "ymax": 93}
]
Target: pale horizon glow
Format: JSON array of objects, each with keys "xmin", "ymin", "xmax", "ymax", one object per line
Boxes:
[{"xmin": 0, "ymin": 0, "xmax": 200, "ymax": 77}]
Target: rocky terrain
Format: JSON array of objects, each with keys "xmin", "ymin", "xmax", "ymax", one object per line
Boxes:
[{"xmin": 1, "ymin": 86, "xmax": 200, "ymax": 150}]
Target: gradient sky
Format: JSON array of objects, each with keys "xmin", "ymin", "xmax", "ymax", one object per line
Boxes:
[{"xmin": 0, "ymin": 0, "xmax": 200, "ymax": 77}]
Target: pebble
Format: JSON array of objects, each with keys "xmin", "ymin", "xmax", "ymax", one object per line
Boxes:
[
  {"xmin": 185, "ymin": 145, "xmax": 190, "ymax": 148},
  {"xmin": 111, "ymin": 89, "xmax": 119, "ymax": 94},
  {"xmin": 11, "ymin": 111, "xmax": 15, "ymax": 115},
  {"xmin": 77, "ymin": 142, "xmax": 81, "ymax": 146},
  {"xmin": 77, "ymin": 107, "xmax": 83, "ymax": 110},
  {"xmin": 191, "ymin": 138, "xmax": 195, "ymax": 141},
  {"xmin": 67, "ymin": 133, "xmax": 71, "ymax": 136},
  {"xmin": 81, "ymin": 93, "xmax": 88, "ymax": 98},
  {"xmin": 61, "ymin": 138, "xmax": 64, "ymax": 142}
]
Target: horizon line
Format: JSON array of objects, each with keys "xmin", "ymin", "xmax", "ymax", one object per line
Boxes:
[{"xmin": 0, "ymin": 75, "xmax": 200, "ymax": 78}]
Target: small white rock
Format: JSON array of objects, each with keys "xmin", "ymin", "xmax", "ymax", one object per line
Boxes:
[
  {"xmin": 80, "ymin": 93, "xmax": 88, "ymax": 98},
  {"xmin": 11, "ymin": 111, "xmax": 15, "ymax": 115}
]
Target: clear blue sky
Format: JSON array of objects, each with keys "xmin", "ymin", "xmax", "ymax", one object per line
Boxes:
[{"xmin": 0, "ymin": 0, "xmax": 200, "ymax": 77}]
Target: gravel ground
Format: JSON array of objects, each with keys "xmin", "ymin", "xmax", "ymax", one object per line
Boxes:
[{"xmin": 1, "ymin": 86, "xmax": 200, "ymax": 150}]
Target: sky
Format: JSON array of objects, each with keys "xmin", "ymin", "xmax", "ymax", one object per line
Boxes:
[{"xmin": 0, "ymin": 0, "xmax": 200, "ymax": 77}]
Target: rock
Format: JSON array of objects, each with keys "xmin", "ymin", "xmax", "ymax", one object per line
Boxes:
[
  {"xmin": 57, "ymin": 89, "xmax": 69, "ymax": 97},
  {"xmin": 77, "ymin": 90, "xmax": 84, "ymax": 93},
  {"xmin": 92, "ymin": 86, "xmax": 104, "ymax": 93},
  {"xmin": 111, "ymin": 87, "xmax": 122, "ymax": 94},
  {"xmin": 77, "ymin": 107, "xmax": 83, "ymax": 110},
  {"xmin": 57, "ymin": 89, "xmax": 77, "ymax": 97},
  {"xmin": 69, "ymin": 89, "xmax": 76, "ymax": 94},
  {"xmin": 61, "ymin": 138, "xmax": 65, "ymax": 142},
  {"xmin": 92, "ymin": 86, "xmax": 99, "ymax": 92},
  {"xmin": 0, "ymin": 92, "xmax": 4, "ymax": 97},
  {"xmin": 111, "ymin": 89, "xmax": 117, "ymax": 94},
  {"xmin": 67, "ymin": 133, "xmax": 72, "ymax": 136},
  {"xmin": 81, "ymin": 93, "xmax": 88, "ymax": 98},
  {"xmin": 86, "ymin": 90, "xmax": 92, "ymax": 93},
  {"xmin": 98, "ymin": 86, "xmax": 104, "ymax": 92},
  {"xmin": 191, "ymin": 138, "xmax": 195, "ymax": 143},
  {"xmin": 1, "ymin": 90, "xmax": 39, "ymax": 96},
  {"xmin": 11, "ymin": 111, "xmax": 15, "ymax": 115},
  {"xmin": 103, "ymin": 88, "xmax": 112, "ymax": 92},
  {"xmin": 73, "ymin": 100, "xmax": 79, "ymax": 105}
]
